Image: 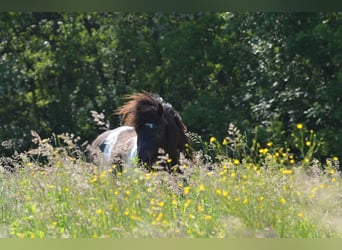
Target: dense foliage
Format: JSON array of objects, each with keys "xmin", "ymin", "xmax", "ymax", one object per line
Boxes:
[{"xmin": 1, "ymin": 12, "xmax": 341, "ymax": 160}]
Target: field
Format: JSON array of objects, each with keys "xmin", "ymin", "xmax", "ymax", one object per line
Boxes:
[{"xmin": 0, "ymin": 125, "xmax": 341, "ymax": 238}]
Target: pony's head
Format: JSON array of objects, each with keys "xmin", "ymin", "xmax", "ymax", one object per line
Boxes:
[{"xmin": 116, "ymin": 91, "xmax": 190, "ymax": 169}]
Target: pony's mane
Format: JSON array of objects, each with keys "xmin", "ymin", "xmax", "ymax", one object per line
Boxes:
[{"xmin": 115, "ymin": 91, "xmax": 186, "ymax": 132}]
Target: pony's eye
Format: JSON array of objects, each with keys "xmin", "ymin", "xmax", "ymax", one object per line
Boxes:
[{"xmin": 144, "ymin": 123, "xmax": 155, "ymax": 129}]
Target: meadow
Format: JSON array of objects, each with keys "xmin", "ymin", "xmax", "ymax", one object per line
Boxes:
[{"xmin": 0, "ymin": 124, "xmax": 341, "ymax": 238}]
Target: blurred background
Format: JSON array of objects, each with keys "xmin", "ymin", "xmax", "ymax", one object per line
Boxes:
[{"xmin": 0, "ymin": 12, "xmax": 341, "ymax": 159}]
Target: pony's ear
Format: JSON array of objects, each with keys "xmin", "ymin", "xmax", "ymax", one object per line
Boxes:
[{"xmin": 156, "ymin": 103, "xmax": 163, "ymax": 116}]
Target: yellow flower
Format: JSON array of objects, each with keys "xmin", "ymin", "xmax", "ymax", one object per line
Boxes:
[
  {"xmin": 155, "ymin": 212, "xmax": 163, "ymax": 222},
  {"xmin": 333, "ymin": 156, "xmax": 339, "ymax": 161},
  {"xmin": 184, "ymin": 199, "xmax": 192, "ymax": 208},
  {"xmin": 305, "ymin": 141, "xmax": 311, "ymax": 147},
  {"xmin": 259, "ymin": 148, "xmax": 269, "ymax": 154},
  {"xmin": 158, "ymin": 201, "xmax": 165, "ymax": 207},
  {"xmin": 281, "ymin": 169, "xmax": 293, "ymax": 175},
  {"xmin": 298, "ymin": 212, "xmax": 303, "ymax": 218},
  {"xmin": 258, "ymin": 196, "xmax": 264, "ymax": 202},
  {"xmin": 230, "ymin": 172, "xmax": 236, "ymax": 178},
  {"xmin": 242, "ymin": 198, "xmax": 248, "ymax": 204},
  {"xmin": 199, "ymin": 184, "xmax": 205, "ymax": 191},
  {"xmin": 296, "ymin": 123, "xmax": 303, "ymax": 129},
  {"xmin": 210, "ymin": 136, "xmax": 216, "ymax": 143},
  {"xmin": 266, "ymin": 142, "xmax": 273, "ymax": 147},
  {"xmin": 215, "ymin": 189, "xmax": 222, "ymax": 196},
  {"xmin": 96, "ymin": 209, "xmax": 104, "ymax": 215},
  {"xmin": 183, "ymin": 186, "xmax": 190, "ymax": 195},
  {"xmin": 233, "ymin": 159, "xmax": 240, "ymax": 165},
  {"xmin": 204, "ymin": 215, "xmax": 212, "ymax": 220},
  {"xmin": 280, "ymin": 198, "xmax": 286, "ymax": 205},
  {"xmin": 197, "ymin": 205, "xmax": 204, "ymax": 212},
  {"xmin": 90, "ymin": 175, "xmax": 97, "ymax": 183},
  {"xmin": 222, "ymin": 138, "xmax": 228, "ymax": 145}
]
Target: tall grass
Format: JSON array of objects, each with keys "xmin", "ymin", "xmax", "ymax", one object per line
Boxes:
[{"xmin": 0, "ymin": 125, "xmax": 341, "ymax": 238}]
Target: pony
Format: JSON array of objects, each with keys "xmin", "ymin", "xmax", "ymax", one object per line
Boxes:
[{"xmin": 90, "ymin": 91, "xmax": 191, "ymax": 172}]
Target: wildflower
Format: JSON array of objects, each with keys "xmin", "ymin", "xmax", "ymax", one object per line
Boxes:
[
  {"xmin": 198, "ymin": 205, "xmax": 204, "ymax": 212},
  {"xmin": 298, "ymin": 212, "xmax": 303, "ymax": 218},
  {"xmin": 266, "ymin": 142, "xmax": 273, "ymax": 147},
  {"xmin": 222, "ymin": 138, "xmax": 228, "ymax": 145},
  {"xmin": 296, "ymin": 123, "xmax": 303, "ymax": 129},
  {"xmin": 242, "ymin": 198, "xmax": 248, "ymax": 204},
  {"xmin": 333, "ymin": 156, "xmax": 339, "ymax": 161},
  {"xmin": 230, "ymin": 172, "xmax": 236, "ymax": 178},
  {"xmin": 90, "ymin": 175, "xmax": 97, "ymax": 183},
  {"xmin": 280, "ymin": 198, "xmax": 286, "ymax": 205},
  {"xmin": 330, "ymin": 169, "xmax": 335, "ymax": 174},
  {"xmin": 96, "ymin": 209, "xmax": 104, "ymax": 215},
  {"xmin": 304, "ymin": 158, "xmax": 310, "ymax": 163},
  {"xmin": 167, "ymin": 158, "xmax": 172, "ymax": 163},
  {"xmin": 172, "ymin": 200, "xmax": 177, "ymax": 206},
  {"xmin": 259, "ymin": 148, "xmax": 268, "ymax": 154},
  {"xmin": 223, "ymin": 191, "xmax": 229, "ymax": 197},
  {"xmin": 156, "ymin": 212, "xmax": 163, "ymax": 222},
  {"xmin": 219, "ymin": 170, "xmax": 227, "ymax": 176},
  {"xmin": 233, "ymin": 159, "xmax": 240, "ymax": 165},
  {"xmin": 204, "ymin": 215, "xmax": 212, "ymax": 220},
  {"xmin": 210, "ymin": 137, "xmax": 216, "ymax": 143},
  {"xmin": 183, "ymin": 186, "xmax": 190, "ymax": 195},
  {"xmin": 158, "ymin": 201, "xmax": 165, "ymax": 207},
  {"xmin": 100, "ymin": 170, "xmax": 108, "ymax": 178},
  {"xmin": 124, "ymin": 209, "xmax": 129, "ymax": 216},
  {"xmin": 199, "ymin": 184, "xmax": 205, "ymax": 192},
  {"xmin": 215, "ymin": 189, "xmax": 222, "ymax": 196},
  {"xmin": 289, "ymin": 159, "xmax": 295, "ymax": 164},
  {"xmin": 258, "ymin": 196, "xmax": 264, "ymax": 202},
  {"xmin": 184, "ymin": 199, "xmax": 192, "ymax": 208},
  {"xmin": 305, "ymin": 141, "xmax": 311, "ymax": 147},
  {"xmin": 281, "ymin": 169, "xmax": 293, "ymax": 175},
  {"xmin": 189, "ymin": 214, "xmax": 195, "ymax": 219},
  {"xmin": 332, "ymin": 178, "xmax": 336, "ymax": 183}
]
